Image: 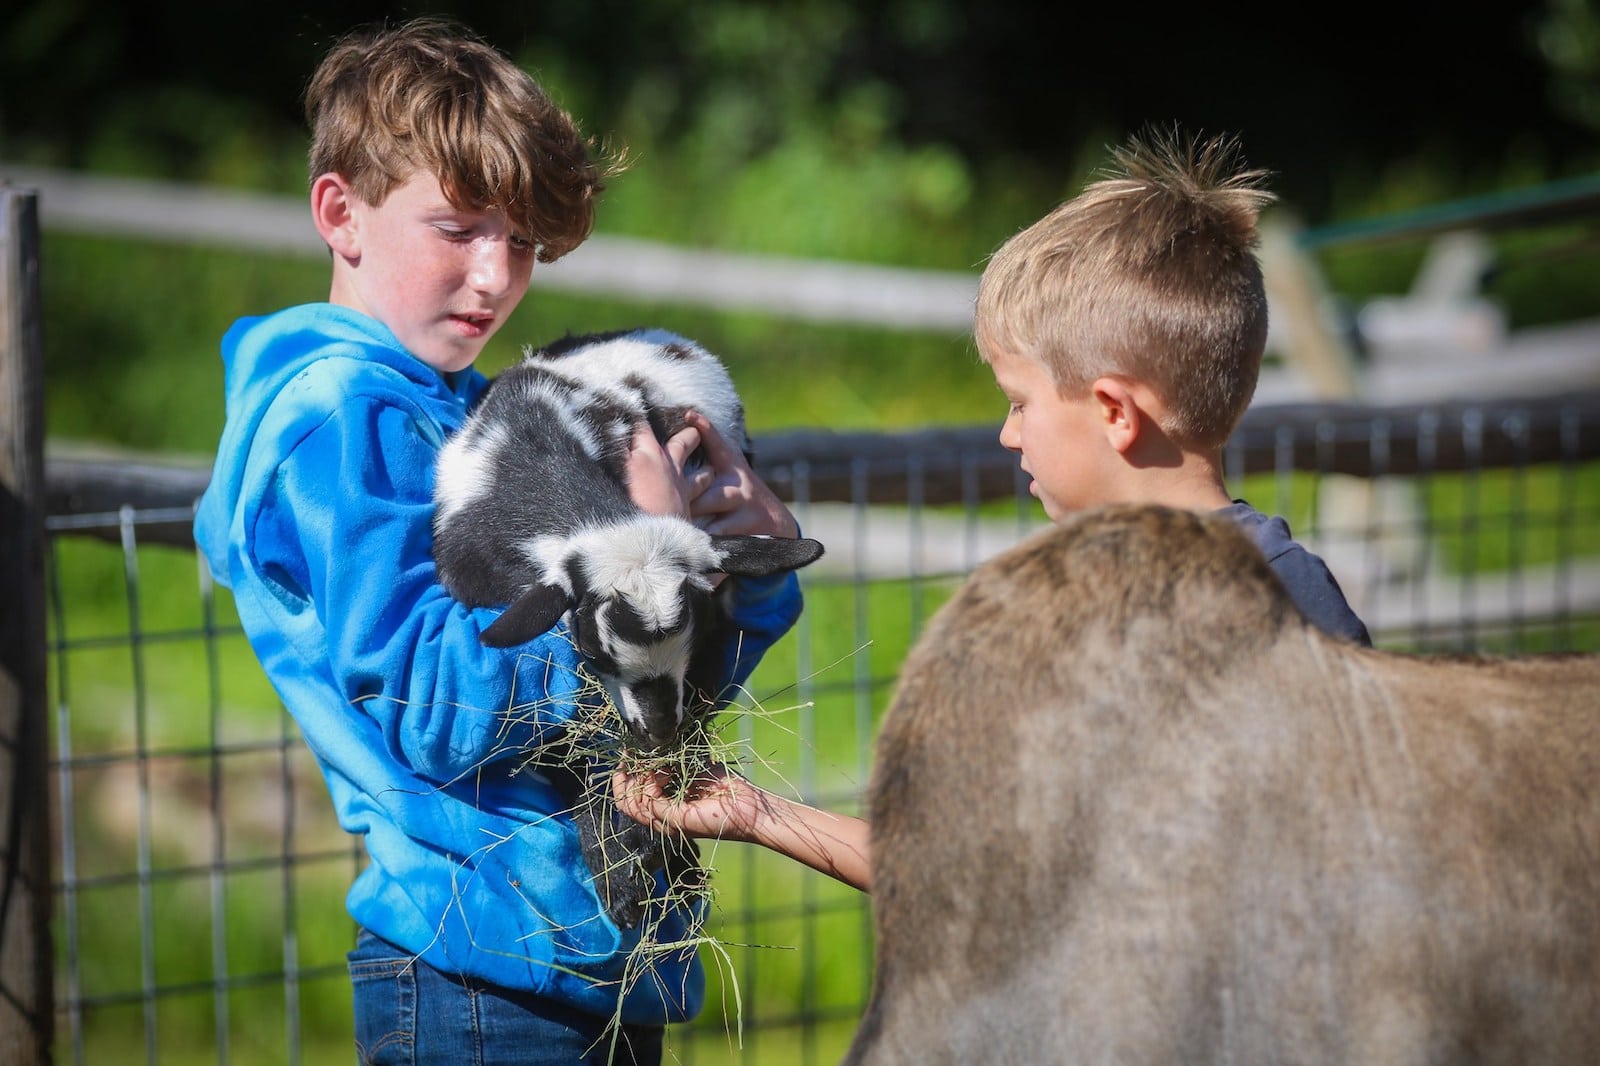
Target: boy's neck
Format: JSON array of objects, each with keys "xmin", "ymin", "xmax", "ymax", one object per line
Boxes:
[{"xmin": 1107, "ymin": 449, "xmax": 1234, "ymax": 513}]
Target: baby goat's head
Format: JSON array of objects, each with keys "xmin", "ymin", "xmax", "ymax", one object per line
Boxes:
[{"xmin": 480, "ymin": 514, "xmax": 824, "ymax": 747}]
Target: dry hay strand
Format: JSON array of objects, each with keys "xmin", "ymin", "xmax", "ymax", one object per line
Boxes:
[{"xmin": 501, "ymin": 653, "xmax": 810, "ymax": 1059}]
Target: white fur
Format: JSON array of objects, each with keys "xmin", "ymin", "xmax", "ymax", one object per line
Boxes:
[
  {"xmin": 520, "ymin": 516, "xmax": 716, "ymax": 623},
  {"xmin": 434, "ymin": 420, "xmax": 506, "ymax": 523},
  {"xmin": 574, "ymin": 515, "xmax": 718, "ymax": 627},
  {"xmin": 521, "ymin": 330, "xmax": 748, "ymax": 453}
]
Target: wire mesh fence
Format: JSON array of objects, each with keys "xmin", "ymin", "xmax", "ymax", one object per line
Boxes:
[{"xmin": 41, "ymin": 392, "xmax": 1600, "ymax": 1065}]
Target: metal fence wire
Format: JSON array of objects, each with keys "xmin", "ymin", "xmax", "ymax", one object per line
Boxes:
[{"xmin": 44, "ymin": 394, "xmax": 1600, "ymax": 1065}]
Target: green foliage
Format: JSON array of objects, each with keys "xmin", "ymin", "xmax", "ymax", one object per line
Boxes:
[
  {"xmin": 1311, "ymin": 148, "xmax": 1600, "ymax": 328},
  {"xmin": 1534, "ymin": 0, "xmax": 1600, "ymax": 131}
]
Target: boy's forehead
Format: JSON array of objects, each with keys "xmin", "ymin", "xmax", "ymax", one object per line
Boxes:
[
  {"xmin": 986, "ymin": 345, "xmax": 1038, "ymax": 380},
  {"xmin": 388, "ymin": 171, "xmax": 505, "ymax": 220},
  {"xmin": 987, "ymin": 357, "xmax": 1034, "ymax": 398}
]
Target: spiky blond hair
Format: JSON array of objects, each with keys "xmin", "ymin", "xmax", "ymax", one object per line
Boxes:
[{"xmin": 976, "ymin": 129, "xmax": 1276, "ymax": 446}]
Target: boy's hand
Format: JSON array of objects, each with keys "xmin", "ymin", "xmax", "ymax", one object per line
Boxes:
[
  {"xmin": 612, "ymin": 763, "xmax": 771, "ymax": 843},
  {"xmin": 613, "ymin": 762, "xmax": 874, "ymax": 892},
  {"xmin": 683, "ymin": 411, "xmax": 799, "ymax": 538},
  {"xmin": 625, "ymin": 420, "xmax": 709, "ymax": 518}
]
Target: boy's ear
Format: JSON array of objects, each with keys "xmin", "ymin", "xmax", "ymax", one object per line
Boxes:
[
  {"xmin": 310, "ymin": 173, "xmax": 361, "ymax": 259},
  {"xmin": 1090, "ymin": 376, "xmax": 1143, "ymax": 455}
]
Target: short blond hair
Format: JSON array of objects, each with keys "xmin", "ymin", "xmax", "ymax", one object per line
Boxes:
[
  {"xmin": 976, "ymin": 130, "xmax": 1275, "ymax": 447},
  {"xmin": 305, "ymin": 17, "xmax": 612, "ymax": 262}
]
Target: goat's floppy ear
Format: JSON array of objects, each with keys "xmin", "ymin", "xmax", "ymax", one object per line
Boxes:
[
  {"xmin": 479, "ymin": 583, "xmax": 573, "ymax": 647},
  {"xmin": 711, "ymin": 535, "xmax": 825, "ymax": 577}
]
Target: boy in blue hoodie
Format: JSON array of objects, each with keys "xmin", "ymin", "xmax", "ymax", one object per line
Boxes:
[{"xmin": 193, "ymin": 18, "xmax": 805, "ymax": 1065}]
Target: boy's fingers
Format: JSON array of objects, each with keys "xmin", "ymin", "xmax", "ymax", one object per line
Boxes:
[
  {"xmin": 612, "ymin": 770, "xmax": 678, "ymax": 833},
  {"xmin": 685, "ymin": 411, "xmax": 740, "ymax": 466},
  {"xmin": 627, "ymin": 421, "xmax": 657, "ymax": 452},
  {"xmin": 691, "ymin": 482, "xmax": 739, "ymax": 513},
  {"xmin": 614, "ymin": 768, "xmax": 663, "ymax": 801},
  {"xmin": 686, "ymin": 468, "xmax": 716, "ymax": 500},
  {"xmin": 662, "ymin": 424, "xmax": 702, "ymax": 470}
]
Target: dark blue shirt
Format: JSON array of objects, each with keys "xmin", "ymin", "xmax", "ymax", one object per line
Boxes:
[{"xmin": 1219, "ymin": 501, "xmax": 1373, "ymax": 646}]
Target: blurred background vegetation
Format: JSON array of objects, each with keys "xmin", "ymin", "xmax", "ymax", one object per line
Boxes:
[
  {"xmin": 5, "ymin": 0, "xmax": 1600, "ymax": 458},
  {"xmin": 7, "ymin": 0, "xmax": 1600, "ymax": 235}
]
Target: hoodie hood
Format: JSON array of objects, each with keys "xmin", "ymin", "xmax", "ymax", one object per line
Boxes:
[{"xmin": 195, "ymin": 303, "xmax": 480, "ymax": 584}]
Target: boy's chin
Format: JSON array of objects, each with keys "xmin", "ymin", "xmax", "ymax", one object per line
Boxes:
[{"xmin": 412, "ymin": 340, "xmax": 487, "ymax": 374}]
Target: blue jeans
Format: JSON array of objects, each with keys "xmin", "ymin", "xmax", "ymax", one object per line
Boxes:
[{"xmin": 347, "ymin": 928, "xmax": 664, "ymax": 1065}]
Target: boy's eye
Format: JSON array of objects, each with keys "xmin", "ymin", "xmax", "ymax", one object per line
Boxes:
[
  {"xmin": 436, "ymin": 226, "xmax": 472, "ymax": 241},
  {"xmin": 510, "ymin": 233, "xmax": 536, "ymax": 252}
]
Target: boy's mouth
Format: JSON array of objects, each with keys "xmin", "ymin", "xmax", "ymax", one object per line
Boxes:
[{"xmin": 450, "ymin": 312, "xmax": 495, "ymax": 336}]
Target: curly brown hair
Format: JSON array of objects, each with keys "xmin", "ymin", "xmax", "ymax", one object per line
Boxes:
[{"xmin": 304, "ymin": 17, "xmax": 618, "ymax": 262}]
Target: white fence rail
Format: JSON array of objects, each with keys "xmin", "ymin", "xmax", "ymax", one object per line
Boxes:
[{"xmin": 8, "ymin": 164, "xmax": 1600, "ymax": 407}]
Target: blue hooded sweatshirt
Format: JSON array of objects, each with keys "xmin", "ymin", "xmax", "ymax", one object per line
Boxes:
[{"xmin": 194, "ymin": 303, "xmax": 803, "ymax": 1024}]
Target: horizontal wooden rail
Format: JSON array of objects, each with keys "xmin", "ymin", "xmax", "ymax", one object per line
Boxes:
[{"xmin": 0, "ymin": 166, "xmax": 979, "ymax": 333}]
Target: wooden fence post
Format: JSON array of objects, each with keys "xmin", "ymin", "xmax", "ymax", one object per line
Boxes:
[{"xmin": 0, "ymin": 186, "xmax": 54, "ymax": 1064}]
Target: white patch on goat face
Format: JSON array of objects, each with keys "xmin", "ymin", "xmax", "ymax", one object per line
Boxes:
[
  {"xmin": 596, "ymin": 599, "xmax": 698, "ymax": 679},
  {"xmin": 574, "ymin": 516, "xmax": 717, "ymax": 630},
  {"xmin": 434, "ymin": 421, "xmax": 509, "ymax": 523}
]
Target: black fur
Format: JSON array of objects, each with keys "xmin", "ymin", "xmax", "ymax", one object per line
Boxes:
[{"xmin": 431, "ymin": 329, "xmax": 823, "ymax": 928}]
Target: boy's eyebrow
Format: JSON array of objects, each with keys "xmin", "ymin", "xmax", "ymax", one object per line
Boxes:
[
  {"xmin": 424, "ymin": 200, "xmax": 481, "ymax": 217},
  {"xmin": 424, "ymin": 201, "xmax": 525, "ymax": 233}
]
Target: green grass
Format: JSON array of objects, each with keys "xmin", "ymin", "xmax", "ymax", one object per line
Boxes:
[{"xmin": 1421, "ymin": 462, "xmax": 1600, "ymax": 572}]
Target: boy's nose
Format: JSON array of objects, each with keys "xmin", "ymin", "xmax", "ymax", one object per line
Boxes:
[
  {"xmin": 467, "ymin": 240, "xmax": 515, "ymax": 297},
  {"xmin": 997, "ymin": 414, "xmax": 1021, "ymax": 451}
]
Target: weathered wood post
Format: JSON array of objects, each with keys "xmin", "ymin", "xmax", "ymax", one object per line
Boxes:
[{"xmin": 0, "ymin": 186, "xmax": 54, "ymax": 1064}]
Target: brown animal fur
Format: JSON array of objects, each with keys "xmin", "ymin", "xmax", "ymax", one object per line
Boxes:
[{"xmin": 844, "ymin": 504, "xmax": 1600, "ymax": 1065}]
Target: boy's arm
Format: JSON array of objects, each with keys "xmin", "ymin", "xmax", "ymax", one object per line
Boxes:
[
  {"xmin": 250, "ymin": 396, "xmax": 590, "ymax": 783},
  {"xmin": 613, "ymin": 765, "xmax": 871, "ymax": 892}
]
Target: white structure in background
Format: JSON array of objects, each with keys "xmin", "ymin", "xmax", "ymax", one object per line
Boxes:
[{"xmin": 1260, "ymin": 214, "xmax": 1600, "ymax": 637}]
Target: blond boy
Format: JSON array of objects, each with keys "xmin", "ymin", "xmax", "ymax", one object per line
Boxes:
[
  {"xmin": 615, "ymin": 128, "xmax": 1368, "ymax": 885},
  {"xmin": 979, "ymin": 131, "xmax": 1369, "ymax": 642}
]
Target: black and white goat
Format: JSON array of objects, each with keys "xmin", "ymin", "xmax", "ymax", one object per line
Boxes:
[{"xmin": 432, "ymin": 327, "xmax": 824, "ymax": 926}]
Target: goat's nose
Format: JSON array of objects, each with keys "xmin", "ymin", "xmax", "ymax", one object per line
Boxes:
[{"xmin": 620, "ymin": 677, "xmax": 685, "ymax": 748}]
